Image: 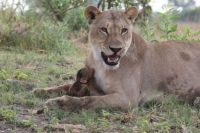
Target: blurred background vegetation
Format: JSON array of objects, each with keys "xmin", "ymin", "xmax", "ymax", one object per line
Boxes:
[
  {"xmin": 0, "ymin": 1, "xmax": 200, "ymax": 132},
  {"xmin": 0, "ymin": 0, "xmax": 200, "ymax": 52}
]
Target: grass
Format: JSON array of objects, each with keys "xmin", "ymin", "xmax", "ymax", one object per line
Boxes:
[
  {"xmin": 0, "ymin": 43, "xmax": 87, "ymax": 132},
  {"xmin": 0, "ymin": 45, "xmax": 199, "ymax": 133},
  {"xmin": 0, "ymin": 5, "xmax": 199, "ymax": 133}
]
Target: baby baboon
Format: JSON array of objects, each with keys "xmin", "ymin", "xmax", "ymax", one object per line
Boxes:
[
  {"xmin": 68, "ymin": 67, "xmax": 104, "ymax": 97},
  {"xmin": 33, "ymin": 67, "xmax": 104, "ymax": 98},
  {"xmin": 33, "ymin": 67, "xmax": 103, "ymax": 114}
]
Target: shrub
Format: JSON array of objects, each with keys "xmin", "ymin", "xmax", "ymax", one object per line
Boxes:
[
  {"xmin": 0, "ymin": 18, "xmax": 76, "ymax": 53},
  {"xmin": 65, "ymin": 7, "xmax": 88, "ymax": 31},
  {"xmin": 140, "ymin": 8, "xmax": 200, "ymax": 42}
]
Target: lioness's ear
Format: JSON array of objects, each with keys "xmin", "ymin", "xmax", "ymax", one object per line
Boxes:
[
  {"xmin": 84, "ymin": 6, "xmax": 101, "ymax": 24},
  {"xmin": 124, "ymin": 6, "xmax": 138, "ymax": 20}
]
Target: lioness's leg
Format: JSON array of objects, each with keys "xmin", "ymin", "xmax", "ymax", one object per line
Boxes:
[
  {"xmin": 45, "ymin": 93, "xmax": 132, "ymax": 111},
  {"xmin": 33, "ymin": 84, "xmax": 72, "ymax": 97}
]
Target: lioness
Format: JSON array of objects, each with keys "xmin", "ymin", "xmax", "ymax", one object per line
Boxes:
[{"xmin": 39, "ymin": 6, "xmax": 200, "ymax": 111}]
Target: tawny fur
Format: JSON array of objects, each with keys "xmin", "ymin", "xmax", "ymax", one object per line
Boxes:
[{"xmin": 36, "ymin": 6, "xmax": 200, "ymax": 111}]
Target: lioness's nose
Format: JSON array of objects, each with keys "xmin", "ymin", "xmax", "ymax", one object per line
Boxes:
[{"xmin": 109, "ymin": 46, "xmax": 122, "ymax": 53}]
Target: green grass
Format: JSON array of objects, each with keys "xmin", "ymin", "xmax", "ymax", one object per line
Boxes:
[
  {"xmin": 0, "ymin": 43, "xmax": 87, "ymax": 132},
  {"xmin": 0, "ymin": 46, "xmax": 199, "ymax": 133}
]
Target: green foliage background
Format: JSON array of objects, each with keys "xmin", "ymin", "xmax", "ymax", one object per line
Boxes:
[{"xmin": 0, "ymin": 0, "xmax": 200, "ymax": 51}]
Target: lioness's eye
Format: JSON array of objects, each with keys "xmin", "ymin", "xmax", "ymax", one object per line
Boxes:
[
  {"xmin": 121, "ymin": 28, "xmax": 128, "ymax": 35},
  {"xmin": 100, "ymin": 27, "xmax": 108, "ymax": 34}
]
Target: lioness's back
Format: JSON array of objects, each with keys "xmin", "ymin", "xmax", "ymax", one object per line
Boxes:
[{"xmin": 142, "ymin": 40, "xmax": 200, "ymax": 101}]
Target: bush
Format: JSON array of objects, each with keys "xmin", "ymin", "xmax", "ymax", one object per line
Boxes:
[
  {"xmin": 0, "ymin": 7, "xmax": 84, "ymax": 52},
  {"xmin": 65, "ymin": 7, "xmax": 88, "ymax": 31},
  {"xmin": 0, "ymin": 12, "xmax": 76, "ymax": 53},
  {"xmin": 140, "ymin": 8, "xmax": 200, "ymax": 43}
]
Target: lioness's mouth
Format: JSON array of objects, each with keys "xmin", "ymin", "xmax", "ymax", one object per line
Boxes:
[{"xmin": 101, "ymin": 52, "xmax": 120, "ymax": 66}]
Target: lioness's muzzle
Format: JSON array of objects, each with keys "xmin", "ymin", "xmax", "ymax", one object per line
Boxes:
[{"xmin": 101, "ymin": 52, "xmax": 120, "ymax": 66}]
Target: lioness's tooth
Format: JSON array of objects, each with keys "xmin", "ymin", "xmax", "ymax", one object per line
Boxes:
[{"xmin": 108, "ymin": 57, "xmax": 119, "ymax": 63}]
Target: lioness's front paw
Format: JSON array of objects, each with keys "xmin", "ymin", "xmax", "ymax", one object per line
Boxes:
[
  {"xmin": 45, "ymin": 98, "xmax": 60, "ymax": 109},
  {"xmin": 45, "ymin": 96, "xmax": 84, "ymax": 111},
  {"xmin": 45, "ymin": 96, "xmax": 71, "ymax": 111}
]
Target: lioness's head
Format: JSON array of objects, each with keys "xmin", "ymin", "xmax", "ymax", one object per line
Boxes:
[{"xmin": 85, "ymin": 6, "xmax": 138, "ymax": 69}]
